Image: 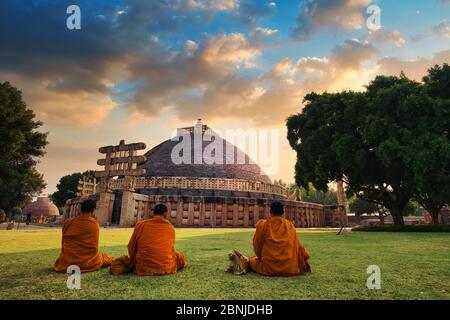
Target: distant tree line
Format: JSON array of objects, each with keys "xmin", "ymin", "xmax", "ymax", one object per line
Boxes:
[{"xmin": 274, "ymin": 179, "xmax": 339, "ymax": 205}]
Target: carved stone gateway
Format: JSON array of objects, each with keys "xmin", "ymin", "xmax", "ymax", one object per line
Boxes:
[
  {"xmin": 94, "ymin": 140, "xmax": 146, "ymax": 225},
  {"xmin": 95, "ymin": 140, "xmax": 146, "ymax": 179},
  {"xmin": 76, "ymin": 177, "xmax": 97, "ymax": 197}
]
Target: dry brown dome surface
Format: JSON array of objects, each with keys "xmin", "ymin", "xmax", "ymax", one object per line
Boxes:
[
  {"xmin": 23, "ymin": 197, "xmax": 59, "ymax": 217},
  {"xmin": 139, "ymin": 131, "xmax": 272, "ymax": 184}
]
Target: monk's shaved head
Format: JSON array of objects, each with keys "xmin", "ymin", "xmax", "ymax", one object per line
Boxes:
[
  {"xmin": 154, "ymin": 204, "xmax": 168, "ymax": 216},
  {"xmin": 81, "ymin": 199, "xmax": 96, "ymax": 214},
  {"xmin": 270, "ymin": 201, "xmax": 284, "ymax": 216}
]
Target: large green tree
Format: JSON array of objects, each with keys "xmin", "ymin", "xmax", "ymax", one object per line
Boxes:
[
  {"xmin": 409, "ymin": 64, "xmax": 450, "ymax": 223},
  {"xmin": 50, "ymin": 170, "xmax": 95, "ymax": 208},
  {"xmin": 0, "ymin": 82, "xmax": 48, "ymax": 213},
  {"xmin": 287, "ymin": 67, "xmax": 449, "ymax": 225}
]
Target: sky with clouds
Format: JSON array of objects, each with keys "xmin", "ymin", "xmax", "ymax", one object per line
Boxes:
[{"xmin": 1, "ymin": 0, "xmax": 449, "ymax": 194}]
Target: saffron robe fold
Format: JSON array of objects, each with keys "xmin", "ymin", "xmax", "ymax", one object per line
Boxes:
[
  {"xmin": 54, "ymin": 214, "xmax": 112, "ymax": 273},
  {"xmin": 248, "ymin": 216, "xmax": 311, "ymax": 276},
  {"xmin": 128, "ymin": 216, "xmax": 186, "ymax": 276}
]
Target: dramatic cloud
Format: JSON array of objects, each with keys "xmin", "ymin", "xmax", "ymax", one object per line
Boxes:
[
  {"xmin": 291, "ymin": 0, "xmax": 371, "ymax": 41},
  {"xmin": 369, "ymin": 29, "xmax": 406, "ymax": 47},
  {"xmin": 163, "ymin": 39, "xmax": 380, "ymax": 125},
  {"xmin": 432, "ymin": 20, "xmax": 450, "ymax": 38},
  {"xmin": 122, "ymin": 32, "xmax": 262, "ymax": 118},
  {"xmin": 253, "ymin": 27, "xmax": 278, "ymax": 37},
  {"xmin": 411, "ymin": 19, "xmax": 450, "ymax": 41},
  {"xmin": 0, "ymin": 0, "xmax": 275, "ymax": 127},
  {"xmin": 377, "ymin": 49, "xmax": 450, "ymax": 81},
  {"xmin": 239, "ymin": 0, "xmax": 276, "ymax": 25},
  {"xmin": 187, "ymin": 0, "xmax": 239, "ymax": 11}
]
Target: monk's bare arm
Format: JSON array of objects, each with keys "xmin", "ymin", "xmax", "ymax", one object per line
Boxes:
[
  {"xmin": 252, "ymin": 221, "xmax": 264, "ymax": 258},
  {"xmin": 127, "ymin": 224, "xmax": 140, "ymax": 258}
]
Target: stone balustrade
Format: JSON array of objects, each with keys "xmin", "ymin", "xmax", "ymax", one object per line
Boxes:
[
  {"xmin": 65, "ymin": 192, "xmax": 345, "ymax": 228},
  {"xmin": 104, "ymin": 176, "xmax": 289, "ymax": 197}
]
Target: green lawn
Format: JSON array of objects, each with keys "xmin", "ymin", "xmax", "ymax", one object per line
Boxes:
[{"xmin": 0, "ymin": 228, "xmax": 449, "ymax": 300}]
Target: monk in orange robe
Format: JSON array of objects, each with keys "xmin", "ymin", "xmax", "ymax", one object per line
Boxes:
[
  {"xmin": 127, "ymin": 203, "xmax": 186, "ymax": 276},
  {"xmin": 54, "ymin": 199, "xmax": 112, "ymax": 273},
  {"xmin": 248, "ymin": 201, "xmax": 311, "ymax": 276}
]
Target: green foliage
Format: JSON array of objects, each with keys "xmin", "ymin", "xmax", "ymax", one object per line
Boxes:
[
  {"xmin": 11, "ymin": 207, "xmax": 22, "ymax": 216},
  {"xmin": 300, "ymin": 183, "xmax": 338, "ymax": 205},
  {"xmin": 404, "ymin": 201, "xmax": 420, "ymax": 216},
  {"xmin": 287, "ymin": 64, "xmax": 450, "ymax": 225},
  {"xmin": 49, "ymin": 170, "xmax": 95, "ymax": 208},
  {"xmin": 410, "ymin": 64, "xmax": 450, "ymax": 223},
  {"xmin": 273, "ymin": 180, "xmax": 338, "ymax": 205},
  {"xmin": 0, "ymin": 82, "xmax": 48, "ymax": 212},
  {"xmin": 349, "ymin": 198, "xmax": 379, "ymax": 216},
  {"xmin": 423, "ymin": 63, "xmax": 450, "ymax": 99},
  {"xmin": 352, "ymin": 225, "xmax": 450, "ymax": 232}
]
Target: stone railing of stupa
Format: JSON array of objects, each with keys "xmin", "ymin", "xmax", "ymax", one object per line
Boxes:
[{"xmin": 106, "ymin": 176, "xmax": 289, "ymax": 197}]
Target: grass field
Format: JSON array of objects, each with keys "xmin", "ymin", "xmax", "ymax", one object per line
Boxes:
[{"xmin": 0, "ymin": 228, "xmax": 449, "ymax": 300}]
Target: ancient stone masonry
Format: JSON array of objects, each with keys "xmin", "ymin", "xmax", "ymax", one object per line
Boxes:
[
  {"xmin": 95, "ymin": 139, "xmax": 147, "ymax": 179},
  {"xmin": 64, "ymin": 121, "xmax": 348, "ymax": 228},
  {"xmin": 66, "ymin": 193, "xmax": 345, "ymax": 228},
  {"xmin": 24, "ymin": 197, "xmax": 60, "ymax": 224},
  {"xmin": 76, "ymin": 177, "xmax": 97, "ymax": 197},
  {"xmin": 423, "ymin": 207, "xmax": 449, "ymax": 225}
]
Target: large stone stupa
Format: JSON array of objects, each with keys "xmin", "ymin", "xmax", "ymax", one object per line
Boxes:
[{"xmin": 64, "ymin": 120, "xmax": 345, "ymax": 228}]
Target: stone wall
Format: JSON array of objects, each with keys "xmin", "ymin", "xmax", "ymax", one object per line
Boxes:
[
  {"xmin": 65, "ymin": 192, "xmax": 345, "ymax": 228},
  {"xmin": 423, "ymin": 207, "xmax": 449, "ymax": 224}
]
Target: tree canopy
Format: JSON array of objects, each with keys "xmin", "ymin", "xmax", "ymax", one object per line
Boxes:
[
  {"xmin": 287, "ymin": 64, "xmax": 450, "ymax": 225},
  {"xmin": 274, "ymin": 180, "xmax": 338, "ymax": 205},
  {"xmin": 50, "ymin": 170, "xmax": 95, "ymax": 208},
  {"xmin": 0, "ymin": 82, "xmax": 48, "ymax": 213}
]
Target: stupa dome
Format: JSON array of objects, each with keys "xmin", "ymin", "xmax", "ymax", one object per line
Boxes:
[
  {"xmin": 23, "ymin": 197, "xmax": 59, "ymax": 217},
  {"xmin": 139, "ymin": 123, "xmax": 272, "ymax": 184}
]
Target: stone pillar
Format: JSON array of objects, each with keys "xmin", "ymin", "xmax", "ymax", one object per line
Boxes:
[
  {"xmin": 119, "ymin": 176, "xmax": 137, "ymax": 227},
  {"xmin": 254, "ymin": 204, "xmax": 260, "ymax": 226},
  {"xmin": 221, "ymin": 202, "xmax": 227, "ymax": 227},
  {"xmin": 176, "ymin": 200, "xmax": 183, "ymax": 227},
  {"xmin": 232, "ymin": 203, "xmax": 239, "ymax": 227},
  {"xmin": 243, "ymin": 204, "xmax": 249, "ymax": 227},
  {"xmin": 211, "ymin": 203, "xmax": 217, "ymax": 228},
  {"xmin": 120, "ymin": 190, "xmax": 135, "ymax": 227},
  {"xmin": 95, "ymin": 191, "xmax": 115, "ymax": 226},
  {"xmin": 199, "ymin": 200, "xmax": 206, "ymax": 227}
]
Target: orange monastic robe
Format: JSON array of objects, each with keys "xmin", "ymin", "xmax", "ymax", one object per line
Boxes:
[
  {"xmin": 128, "ymin": 215, "xmax": 186, "ymax": 276},
  {"xmin": 54, "ymin": 214, "xmax": 112, "ymax": 273},
  {"xmin": 249, "ymin": 216, "xmax": 311, "ymax": 276}
]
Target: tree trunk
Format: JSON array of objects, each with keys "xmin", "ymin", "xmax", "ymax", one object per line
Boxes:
[
  {"xmin": 391, "ymin": 212, "xmax": 404, "ymax": 225},
  {"xmin": 431, "ymin": 209, "xmax": 441, "ymax": 225},
  {"xmin": 387, "ymin": 201, "xmax": 407, "ymax": 225},
  {"xmin": 379, "ymin": 214, "xmax": 385, "ymax": 225}
]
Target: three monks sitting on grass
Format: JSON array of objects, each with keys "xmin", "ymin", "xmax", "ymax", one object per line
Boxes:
[
  {"xmin": 228, "ymin": 201, "xmax": 311, "ymax": 276},
  {"xmin": 54, "ymin": 199, "xmax": 112, "ymax": 273},
  {"xmin": 55, "ymin": 198, "xmax": 308, "ymax": 278},
  {"xmin": 110, "ymin": 203, "xmax": 187, "ymax": 276}
]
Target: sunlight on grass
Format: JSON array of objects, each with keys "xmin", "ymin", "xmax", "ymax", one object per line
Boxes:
[{"xmin": 0, "ymin": 228, "xmax": 449, "ymax": 300}]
